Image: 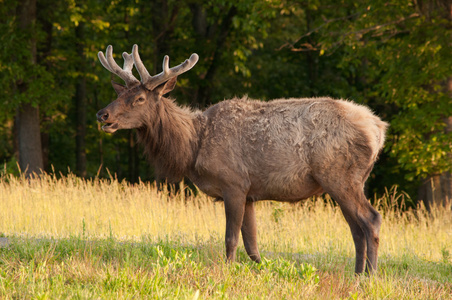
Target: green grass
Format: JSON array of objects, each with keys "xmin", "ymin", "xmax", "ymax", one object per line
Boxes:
[{"xmin": 0, "ymin": 173, "xmax": 451, "ymax": 299}]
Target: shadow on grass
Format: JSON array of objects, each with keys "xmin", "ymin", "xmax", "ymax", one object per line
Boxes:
[
  {"xmin": 379, "ymin": 254, "xmax": 452, "ymax": 283},
  {"xmin": 1, "ymin": 235, "xmax": 450, "ymax": 285},
  {"xmin": 0, "ymin": 235, "xmax": 223, "ymax": 268}
]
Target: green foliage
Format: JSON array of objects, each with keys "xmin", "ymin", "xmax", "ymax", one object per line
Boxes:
[
  {"xmin": 272, "ymin": 206, "xmax": 284, "ymax": 223},
  {"xmin": 314, "ymin": 0, "xmax": 452, "ymax": 181},
  {"xmin": 258, "ymin": 257, "xmax": 320, "ymax": 285},
  {"xmin": 0, "ymin": 0, "xmax": 450, "ymax": 200}
]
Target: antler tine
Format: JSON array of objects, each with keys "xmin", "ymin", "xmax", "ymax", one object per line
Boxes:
[
  {"xmin": 132, "ymin": 44, "xmax": 152, "ymax": 84},
  {"xmin": 98, "ymin": 45, "xmax": 139, "ymax": 88},
  {"xmin": 162, "ymin": 55, "xmax": 170, "ymax": 74},
  {"xmin": 122, "ymin": 52, "xmax": 134, "ymax": 72},
  {"xmin": 98, "ymin": 50, "xmax": 113, "ymax": 73},
  {"xmin": 146, "ymin": 53, "xmax": 199, "ymax": 91}
]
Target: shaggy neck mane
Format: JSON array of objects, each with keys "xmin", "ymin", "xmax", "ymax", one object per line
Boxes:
[{"xmin": 137, "ymin": 98, "xmax": 200, "ymax": 182}]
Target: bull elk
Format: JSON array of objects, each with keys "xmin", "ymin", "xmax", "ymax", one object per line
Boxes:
[{"xmin": 96, "ymin": 44, "xmax": 388, "ymax": 274}]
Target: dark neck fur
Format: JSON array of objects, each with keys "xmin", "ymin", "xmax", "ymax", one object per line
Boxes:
[{"xmin": 136, "ymin": 98, "xmax": 201, "ymax": 182}]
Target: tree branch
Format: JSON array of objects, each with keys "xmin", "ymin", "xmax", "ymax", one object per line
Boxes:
[
  {"xmin": 277, "ymin": 10, "xmax": 363, "ymax": 51},
  {"xmin": 278, "ymin": 9, "xmax": 420, "ymax": 52}
]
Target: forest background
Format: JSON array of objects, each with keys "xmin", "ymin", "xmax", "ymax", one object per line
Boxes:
[{"xmin": 0, "ymin": 0, "xmax": 450, "ymax": 210}]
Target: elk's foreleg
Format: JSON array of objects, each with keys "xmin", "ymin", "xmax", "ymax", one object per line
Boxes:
[
  {"xmin": 241, "ymin": 201, "xmax": 261, "ymax": 263},
  {"xmin": 223, "ymin": 190, "xmax": 246, "ymax": 262}
]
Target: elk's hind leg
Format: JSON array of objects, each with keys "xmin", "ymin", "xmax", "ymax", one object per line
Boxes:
[
  {"xmin": 333, "ymin": 188, "xmax": 381, "ymax": 274},
  {"xmin": 321, "ymin": 181, "xmax": 380, "ymax": 274},
  {"xmin": 338, "ymin": 205, "xmax": 367, "ymax": 273},
  {"xmin": 336, "ymin": 191, "xmax": 381, "ymax": 273},
  {"xmin": 360, "ymin": 197, "xmax": 381, "ymax": 273},
  {"xmin": 241, "ymin": 201, "xmax": 261, "ymax": 263}
]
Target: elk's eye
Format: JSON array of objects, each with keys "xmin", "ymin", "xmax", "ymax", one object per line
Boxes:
[{"xmin": 134, "ymin": 97, "xmax": 145, "ymax": 105}]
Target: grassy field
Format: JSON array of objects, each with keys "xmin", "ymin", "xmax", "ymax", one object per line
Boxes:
[{"xmin": 0, "ymin": 173, "xmax": 451, "ymax": 299}]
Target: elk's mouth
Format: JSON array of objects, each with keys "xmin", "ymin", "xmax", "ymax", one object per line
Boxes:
[{"xmin": 101, "ymin": 122, "xmax": 119, "ymax": 133}]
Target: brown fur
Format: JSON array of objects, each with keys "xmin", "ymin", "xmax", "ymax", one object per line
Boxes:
[{"xmin": 97, "ymin": 68, "xmax": 388, "ymax": 275}]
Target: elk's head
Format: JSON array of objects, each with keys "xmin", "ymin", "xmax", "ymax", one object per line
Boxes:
[{"xmin": 96, "ymin": 45, "xmax": 198, "ymax": 133}]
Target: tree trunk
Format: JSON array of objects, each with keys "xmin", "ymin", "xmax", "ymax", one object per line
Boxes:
[
  {"xmin": 419, "ymin": 172, "xmax": 452, "ymax": 211},
  {"xmin": 419, "ymin": 79, "xmax": 452, "ymax": 211},
  {"xmin": 75, "ymin": 23, "xmax": 87, "ymax": 178},
  {"xmin": 150, "ymin": 0, "xmax": 179, "ymax": 74},
  {"xmin": 16, "ymin": 0, "xmax": 44, "ymax": 176},
  {"xmin": 36, "ymin": 0, "xmax": 54, "ymax": 172},
  {"xmin": 17, "ymin": 103, "xmax": 44, "ymax": 175},
  {"xmin": 195, "ymin": 5, "xmax": 238, "ymax": 106}
]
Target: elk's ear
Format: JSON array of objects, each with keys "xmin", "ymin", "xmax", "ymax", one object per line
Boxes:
[
  {"xmin": 111, "ymin": 81, "xmax": 127, "ymax": 95},
  {"xmin": 155, "ymin": 76, "xmax": 178, "ymax": 96}
]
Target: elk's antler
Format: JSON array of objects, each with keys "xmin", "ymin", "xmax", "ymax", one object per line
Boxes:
[
  {"xmin": 99, "ymin": 44, "xmax": 199, "ymax": 90},
  {"xmin": 98, "ymin": 45, "xmax": 140, "ymax": 88},
  {"xmin": 132, "ymin": 44, "xmax": 199, "ymax": 91}
]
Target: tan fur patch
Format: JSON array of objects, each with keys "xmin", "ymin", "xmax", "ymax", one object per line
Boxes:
[{"xmin": 336, "ymin": 100, "xmax": 389, "ymax": 161}]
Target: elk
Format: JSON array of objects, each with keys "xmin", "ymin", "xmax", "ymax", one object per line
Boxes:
[{"xmin": 96, "ymin": 44, "xmax": 388, "ymax": 274}]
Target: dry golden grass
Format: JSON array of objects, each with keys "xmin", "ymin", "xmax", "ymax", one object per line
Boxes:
[{"xmin": 0, "ymin": 174, "xmax": 223, "ymax": 241}]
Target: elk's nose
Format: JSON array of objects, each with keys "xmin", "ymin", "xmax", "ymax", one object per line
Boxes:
[{"xmin": 96, "ymin": 110, "xmax": 109, "ymax": 122}]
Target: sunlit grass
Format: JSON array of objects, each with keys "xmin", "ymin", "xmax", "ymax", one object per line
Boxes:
[
  {"xmin": 0, "ymin": 173, "xmax": 224, "ymax": 242},
  {"xmin": 0, "ymin": 173, "xmax": 450, "ymax": 299}
]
